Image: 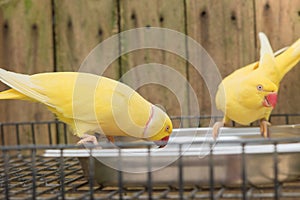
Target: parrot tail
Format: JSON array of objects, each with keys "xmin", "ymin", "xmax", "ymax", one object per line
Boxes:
[
  {"xmin": 275, "ymin": 38, "xmax": 300, "ymax": 81},
  {"xmin": 0, "ymin": 68, "xmax": 50, "ymax": 105},
  {"xmin": 0, "ymin": 89, "xmax": 29, "ymax": 100}
]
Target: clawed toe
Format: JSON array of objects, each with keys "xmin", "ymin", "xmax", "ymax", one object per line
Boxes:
[
  {"xmin": 212, "ymin": 121, "xmax": 224, "ymax": 139},
  {"xmin": 260, "ymin": 119, "xmax": 271, "ymax": 138},
  {"xmin": 77, "ymin": 134, "xmax": 99, "ymax": 145}
]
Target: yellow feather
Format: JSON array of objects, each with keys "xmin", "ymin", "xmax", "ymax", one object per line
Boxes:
[
  {"xmin": 275, "ymin": 38, "xmax": 300, "ymax": 81},
  {"xmin": 0, "ymin": 70, "xmax": 173, "ymax": 143},
  {"xmin": 215, "ymin": 33, "xmax": 300, "ymax": 127}
]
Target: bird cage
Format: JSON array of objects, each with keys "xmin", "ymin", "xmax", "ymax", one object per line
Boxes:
[{"xmin": 1, "ymin": 114, "xmax": 300, "ymax": 200}]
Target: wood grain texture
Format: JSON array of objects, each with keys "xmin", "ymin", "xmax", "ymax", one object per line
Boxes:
[
  {"xmin": 186, "ymin": 0, "xmax": 256, "ymax": 124},
  {"xmin": 120, "ymin": 0, "xmax": 189, "ymax": 128},
  {"xmin": 0, "ymin": 0, "xmax": 54, "ymax": 145},
  {"xmin": 53, "ymin": 0, "xmax": 120, "ymax": 143},
  {"xmin": 54, "ymin": 0, "xmax": 120, "ymax": 79},
  {"xmin": 0, "ymin": 0, "xmax": 54, "ymax": 122},
  {"xmin": 0, "ymin": 0, "xmax": 299, "ymax": 145},
  {"xmin": 256, "ymin": 0, "xmax": 300, "ymax": 118}
]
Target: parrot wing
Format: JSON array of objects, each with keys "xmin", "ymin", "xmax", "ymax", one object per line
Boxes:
[
  {"xmin": 259, "ymin": 32, "xmax": 275, "ymax": 62},
  {"xmin": 220, "ymin": 33, "xmax": 278, "ymax": 85},
  {"xmin": 256, "ymin": 33, "xmax": 280, "ymax": 83},
  {"xmin": 0, "ymin": 69, "xmax": 99, "ymax": 124},
  {"xmin": 258, "ymin": 32, "xmax": 300, "ymax": 84}
]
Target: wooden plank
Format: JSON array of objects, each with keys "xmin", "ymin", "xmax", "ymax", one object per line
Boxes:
[
  {"xmin": 186, "ymin": 0, "xmax": 256, "ymax": 125},
  {"xmin": 120, "ymin": 0, "xmax": 189, "ymax": 128},
  {"xmin": 0, "ymin": 0, "xmax": 54, "ymax": 145},
  {"xmin": 256, "ymin": 0, "xmax": 300, "ymax": 122},
  {"xmin": 53, "ymin": 0, "xmax": 119, "ymax": 143},
  {"xmin": 54, "ymin": 0, "xmax": 120, "ymax": 79}
]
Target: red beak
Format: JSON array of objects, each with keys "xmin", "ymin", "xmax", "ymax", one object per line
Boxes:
[
  {"xmin": 263, "ymin": 92, "xmax": 277, "ymax": 108},
  {"xmin": 154, "ymin": 136, "xmax": 169, "ymax": 148}
]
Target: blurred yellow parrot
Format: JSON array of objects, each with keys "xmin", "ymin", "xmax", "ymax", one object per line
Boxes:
[
  {"xmin": 0, "ymin": 70, "xmax": 172, "ymax": 147},
  {"xmin": 214, "ymin": 32, "xmax": 300, "ymax": 138}
]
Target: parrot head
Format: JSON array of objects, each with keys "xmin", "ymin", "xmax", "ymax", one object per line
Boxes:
[
  {"xmin": 145, "ymin": 105, "xmax": 173, "ymax": 148},
  {"xmin": 255, "ymin": 78, "xmax": 278, "ymax": 109},
  {"xmin": 152, "ymin": 119, "xmax": 172, "ymax": 148},
  {"xmin": 238, "ymin": 75, "xmax": 278, "ymax": 110}
]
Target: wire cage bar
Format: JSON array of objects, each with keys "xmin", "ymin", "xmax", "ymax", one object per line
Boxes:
[{"xmin": 0, "ymin": 114, "xmax": 300, "ymax": 200}]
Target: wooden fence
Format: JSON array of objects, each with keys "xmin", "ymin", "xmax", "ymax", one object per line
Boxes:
[{"xmin": 0, "ymin": 0, "xmax": 299, "ymax": 144}]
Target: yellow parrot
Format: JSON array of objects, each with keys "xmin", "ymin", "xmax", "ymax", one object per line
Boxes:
[
  {"xmin": 0, "ymin": 70, "xmax": 173, "ymax": 147},
  {"xmin": 213, "ymin": 32, "xmax": 300, "ymax": 138}
]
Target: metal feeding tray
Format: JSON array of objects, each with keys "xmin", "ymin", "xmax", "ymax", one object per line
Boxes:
[{"xmin": 44, "ymin": 125, "xmax": 300, "ymax": 187}]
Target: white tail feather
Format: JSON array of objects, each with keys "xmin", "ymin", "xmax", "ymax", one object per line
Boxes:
[{"xmin": 0, "ymin": 69, "xmax": 51, "ymax": 106}]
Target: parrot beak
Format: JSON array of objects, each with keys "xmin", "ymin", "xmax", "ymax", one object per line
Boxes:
[
  {"xmin": 154, "ymin": 136, "xmax": 169, "ymax": 148},
  {"xmin": 263, "ymin": 92, "xmax": 277, "ymax": 108}
]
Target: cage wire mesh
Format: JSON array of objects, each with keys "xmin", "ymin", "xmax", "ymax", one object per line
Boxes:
[{"xmin": 0, "ymin": 114, "xmax": 300, "ymax": 200}]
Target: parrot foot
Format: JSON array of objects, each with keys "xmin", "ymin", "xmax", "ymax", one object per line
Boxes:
[
  {"xmin": 260, "ymin": 119, "xmax": 271, "ymax": 138},
  {"xmin": 77, "ymin": 134, "xmax": 99, "ymax": 146},
  {"xmin": 212, "ymin": 121, "xmax": 224, "ymax": 139},
  {"xmin": 106, "ymin": 136, "xmax": 115, "ymax": 144}
]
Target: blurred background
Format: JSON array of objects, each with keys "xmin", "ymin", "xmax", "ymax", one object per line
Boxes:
[{"xmin": 0, "ymin": 0, "xmax": 299, "ymax": 144}]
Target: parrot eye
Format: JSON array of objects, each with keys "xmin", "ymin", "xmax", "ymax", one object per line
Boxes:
[
  {"xmin": 165, "ymin": 125, "xmax": 170, "ymax": 132},
  {"xmin": 257, "ymin": 84, "xmax": 263, "ymax": 91}
]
